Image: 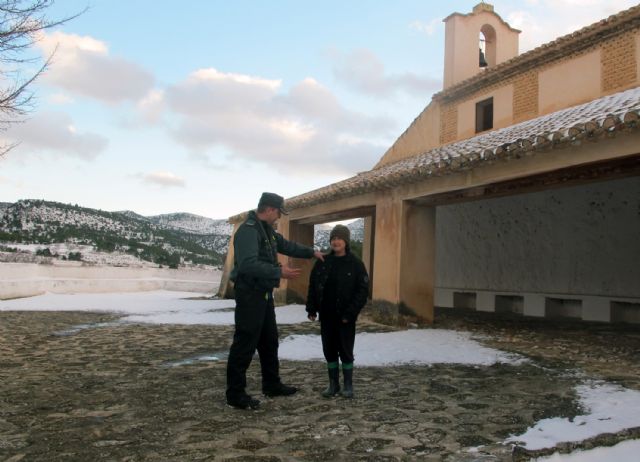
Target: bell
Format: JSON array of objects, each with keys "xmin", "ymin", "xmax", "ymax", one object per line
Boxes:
[{"xmin": 479, "ymin": 48, "xmax": 488, "ymax": 68}]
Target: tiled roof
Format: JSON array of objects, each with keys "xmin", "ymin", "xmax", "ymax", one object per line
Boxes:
[{"xmin": 260, "ymin": 86, "xmax": 639, "ymax": 215}]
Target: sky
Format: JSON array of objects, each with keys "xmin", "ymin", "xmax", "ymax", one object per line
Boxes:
[
  {"xmin": 1, "ymin": 289, "xmax": 640, "ymax": 460},
  {"xmin": 0, "ymin": 0, "xmax": 637, "ymax": 219}
]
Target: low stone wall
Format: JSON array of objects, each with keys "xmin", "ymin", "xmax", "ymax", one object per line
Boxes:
[{"xmin": 0, "ymin": 263, "xmax": 220, "ymax": 299}]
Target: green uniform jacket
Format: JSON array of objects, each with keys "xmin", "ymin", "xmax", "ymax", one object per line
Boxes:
[{"xmin": 230, "ymin": 210, "xmax": 314, "ymax": 292}]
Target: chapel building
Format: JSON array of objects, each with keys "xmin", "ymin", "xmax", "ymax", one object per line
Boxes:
[{"xmin": 220, "ymin": 3, "xmax": 640, "ymax": 324}]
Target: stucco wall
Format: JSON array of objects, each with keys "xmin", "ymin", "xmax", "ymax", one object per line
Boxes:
[
  {"xmin": 435, "ymin": 176, "xmax": 640, "ymax": 298},
  {"xmin": 0, "ymin": 263, "xmax": 220, "ymax": 299},
  {"xmin": 539, "ymin": 50, "xmax": 601, "ymax": 115}
]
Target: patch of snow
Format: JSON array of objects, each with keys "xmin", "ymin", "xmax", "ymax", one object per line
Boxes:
[
  {"xmin": 279, "ymin": 327, "xmax": 525, "ymax": 366},
  {"xmin": 533, "ymin": 439, "xmax": 640, "ymax": 462},
  {"xmin": 507, "ymin": 381, "xmax": 640, "ymax": 450}
]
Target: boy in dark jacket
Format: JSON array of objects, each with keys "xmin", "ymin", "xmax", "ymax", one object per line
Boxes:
[{"xmin": 306, "ymin": 224, "xmax": 369, "ymax": 398}]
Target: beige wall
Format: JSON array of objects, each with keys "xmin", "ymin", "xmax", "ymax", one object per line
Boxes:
[
  {"xmin": 637, "ymin": 33, "xmax": 640, "ymax": 82},
  {"xmin": 457, "ymin": 85, "xmax": 514, "ymax": 139},
  {"xmin": 539, "ymin": 50, "xmax": 601, "ymax": 115},
  {"xmin": 1, "ymin": 263, "xmax": 219, "ymax": 299}
]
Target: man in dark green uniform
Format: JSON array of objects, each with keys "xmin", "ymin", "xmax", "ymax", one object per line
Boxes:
[{"xmin": 226, "ymin": 192, "xmax": 324, "ymax": 410}]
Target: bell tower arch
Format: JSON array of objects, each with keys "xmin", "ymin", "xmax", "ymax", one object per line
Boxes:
[{"xmin": 443, "ymin": 3, "xmax": 520, "ymax": 89}]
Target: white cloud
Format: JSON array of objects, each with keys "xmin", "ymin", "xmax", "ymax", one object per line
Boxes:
[
  {"xmin": 409, "ymin": 18, "xmax": 441, "ymax": 36},
  {"xmin": 331, "ymin": 48, "xmax": 441, "ymax": 98},
  {"xmin": 137, "ymin": 171, "xmax": 186, "ymax": 188},
  {"xmin": 38, "ymin": 32, "xmax": 154, "ymax": 103},
  {"xmin": 505, "ymin": 0, "xmax": 638, "ymax": 52},
  {"xmin": 164, "ymin": 68, "xmax": 394, "ymax": 175},
  {"xmin": 191, "ymin": 68, "xmax": 281, "ymax": 90},
  {"xmin": 47, "ymin": 93, "xmax": 74, "ymax": 105},
  {"xmin": 167, "ymin": 67, "xmax": 280, "ymax": 116},
  {"xmin": 137, "ymin": 89, "xmax": 166, "ymax": 124},
  {"xmin": 4, "ymin": 111, "xmax": 108, "ymax": 160}
]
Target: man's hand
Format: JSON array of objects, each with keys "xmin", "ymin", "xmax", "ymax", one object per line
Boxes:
[
  {"xmin": 313, "ymin": 250, "xmax": 325, "ymax": 261},
  {"xmin": 307, "ymin": 314, "xmax": 317, "ymax": 321},
  {"xmin": 280, "ymin": 264, "xmax": 302, "ymax": 279}
]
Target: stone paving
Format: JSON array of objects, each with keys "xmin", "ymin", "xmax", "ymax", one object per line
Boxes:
[{"xmin": 1, "ymin": 306, "xmax": 639, "ymax": 461}]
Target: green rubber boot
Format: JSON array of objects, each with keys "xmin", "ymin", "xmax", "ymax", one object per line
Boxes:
[
  {"xmin": 341, "ymin": 363, "xmax": 353, "ymax": 399},
  {"xmin": 322, "ymin": 362, "xmax": 340, "ymax": 398}
]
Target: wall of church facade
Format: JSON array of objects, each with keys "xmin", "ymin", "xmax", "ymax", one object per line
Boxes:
[
  {"xmin": 435, "ymin": 176, "xmax": 640, "ymax": 299},
  {"xmin": 538, "ymin": 50, "xmax": 601, "ymax": 115}
]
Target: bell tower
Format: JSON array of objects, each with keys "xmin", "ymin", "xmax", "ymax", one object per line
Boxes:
[{"xmin": 442, "ymin": 2, "xmax": 520, "ymax": 89}]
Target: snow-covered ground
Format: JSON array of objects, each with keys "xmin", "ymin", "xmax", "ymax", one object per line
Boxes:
[
  {"xmin": 279, "ymin": 331, "xmax": 525, "ymax": 366},
  {"xmin": 1, "ymin": 290, "xmax": 639, "ymax": 460},
  {"xmin": 533, "ymin": 439, "xmax": 640, "ymax": 461},
  {"xmin": 507, "ymin": 381, "xmax": 640, "ymax": 450}
]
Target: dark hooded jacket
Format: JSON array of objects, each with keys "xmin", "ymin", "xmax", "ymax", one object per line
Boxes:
[
  {"xmin": 306, "ymin": 250, "xmax": 369, "ymax": 322},
  {"xmin": 230, "ymin": 210, "xmax": 314, "ymax": 292}
]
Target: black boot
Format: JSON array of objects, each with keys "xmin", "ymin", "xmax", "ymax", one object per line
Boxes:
[
  {"xmin": 321, "ymin": 364, "xmax": 340, "ymax": 398},
  {"xmin": 263, "ymin": 382, "xmax": 298, "ymax": 397},
  {"xmin": 341, "ymin": 363, "xmax": 353, "ymax": 399}
]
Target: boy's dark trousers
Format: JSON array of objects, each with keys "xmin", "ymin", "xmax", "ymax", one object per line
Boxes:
[
  {"xmin": 226, "ymin": 288, "xmax": 280, "ymax": 400},
  {"xmin": 320, "ymin": 313, "xmax": 356, "ymax": 363}
]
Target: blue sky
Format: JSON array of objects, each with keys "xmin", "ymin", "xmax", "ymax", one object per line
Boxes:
[{"xmin": 0, "ymin": 0, "xmax": 635, "ymax": 218}]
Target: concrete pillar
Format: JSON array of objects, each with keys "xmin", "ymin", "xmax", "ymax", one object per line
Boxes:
[
  {"xmin": 362, "ymin": 215, "xmax": 375, "ymax": 299},
  {"xmin": 399, "ymin": 201, "xmax": 436, "ymax": 323},
  {"xmin": 283, "ymin": 220, "xmax": 315, "ymax": 304},
  {"xmin": 523, "ymin": 293, "xmax": 546, "ymax": 317},
  {"xmin": 372, "ymin": 194, "xmax": 402, "ymax": 307},
  {"xmin": 217, "ymin": 221, "xmax": 240, "ymax": 299},
  {"xmin": 476, "ymin": 291, "xmax": 496, "ymax": 312},
  {"xmin": 582, "ymin": 296, "xmax": 611, "ymax": 322},
  {"xmin": 371, "ymin": 195, "xmax": 436, "ymax": 324},
  {"xmin": 435, "ymin": 288, "xmax": 455, "ymax": 308}
]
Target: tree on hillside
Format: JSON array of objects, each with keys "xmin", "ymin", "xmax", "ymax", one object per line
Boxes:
[{"xmin": 0, "ymin": 0, "xmax": 83, "ymax": 155}]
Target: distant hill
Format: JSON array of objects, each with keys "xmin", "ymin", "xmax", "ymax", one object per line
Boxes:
[
  {"xmin": 0, "ymin": 200, "xmax": 230, "ymax": 268},
  {"xmin": 0, "ymin": 202, "xmax": 11, "ymax": 216},
  {"xmin": 314, "ymin": 219, "xmax": 364, "ymax": 250},
  {"xmin": 148, "ymin": 212, "xmax": 233, "ymax": 235},
  {"xmin": 0, "ymin": 200, "xmax": 366, "ymax": 267}
]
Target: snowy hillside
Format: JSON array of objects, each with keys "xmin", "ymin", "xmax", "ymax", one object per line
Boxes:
[
  {"xmin": 0, "ymin": 200, "xmax": 229, "ymax": 268},
  {"xmin": 148, "ymin": 212, "xmax": 233, "ymax": 235},
  {"xmin": 0, "ymin": 202, "xmax": 11, "ymax": 216}
]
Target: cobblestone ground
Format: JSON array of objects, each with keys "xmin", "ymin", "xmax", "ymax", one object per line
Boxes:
[{"xmin": 0, "ymin": 306, "xmax": 639, "ymax": 461}]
